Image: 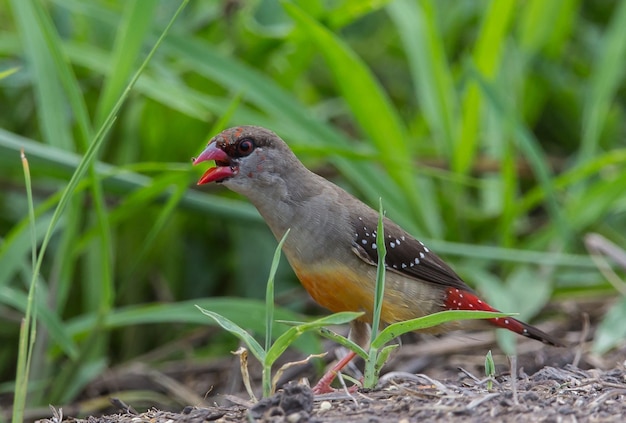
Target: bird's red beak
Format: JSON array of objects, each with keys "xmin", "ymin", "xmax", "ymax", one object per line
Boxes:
[{"xmin": 193, "ymin": 143, "xmax": 236, "ymax": 185}]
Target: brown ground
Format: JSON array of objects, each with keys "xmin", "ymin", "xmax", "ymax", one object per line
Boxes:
[{"xmin": 28, "ymin": 299, "xmax": 626, "ymax": 422}]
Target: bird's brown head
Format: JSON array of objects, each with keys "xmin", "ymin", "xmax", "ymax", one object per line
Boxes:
[{"xmin": 193, "ymin": 126, "xmax": 302, "ymax": 196}]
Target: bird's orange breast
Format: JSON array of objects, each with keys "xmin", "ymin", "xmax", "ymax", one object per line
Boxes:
[
  {"xmin": 291, "ymin": 261, "xmax": 373, "ymax": 316},
  {"xmin": 289, "ymin": 259, "xmax": 431, "ymax": 325}
]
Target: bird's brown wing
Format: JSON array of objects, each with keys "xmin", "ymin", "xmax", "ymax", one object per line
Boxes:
[{"xmin": 351, "ymin": 215, "xmax": 473, "ymax": 293}]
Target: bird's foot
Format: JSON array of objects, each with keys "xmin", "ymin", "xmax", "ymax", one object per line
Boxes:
[
  {"xmin": 312, "ymin": 350, "xmax": 360, "ymax": 395},
  {"xmin": 311, "ymin": 373, "xmax": 338, "ymax": 395},
  {"xmin": 312, "ymin": 376, "xmax": 359, "ymax": 395}
]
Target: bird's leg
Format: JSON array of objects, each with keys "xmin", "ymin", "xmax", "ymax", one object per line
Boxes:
[{"xmin": 312, "ymin": 320, "xmax": 370, "ymax": 394}]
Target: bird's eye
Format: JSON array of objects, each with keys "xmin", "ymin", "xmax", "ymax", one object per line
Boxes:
[{"xmin": 236, "ymin": 139, "xmax": 255, "ymax": 156}]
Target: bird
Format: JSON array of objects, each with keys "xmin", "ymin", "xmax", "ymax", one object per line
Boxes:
[{"xmin": 193, "ymin": 125, "xmax": 563, "ymax": 393}]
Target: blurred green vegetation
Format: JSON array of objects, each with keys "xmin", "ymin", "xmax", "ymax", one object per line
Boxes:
[{"xmin": 0, "ymin": 0, "xmax": 625, "ymax": 413}]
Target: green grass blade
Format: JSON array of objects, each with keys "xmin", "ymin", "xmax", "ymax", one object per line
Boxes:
[
  {"xmin": 10, "ymin": 0, "xmax": 73, "ymax": 150},
  {"xmin": 12, "ymin": 151, "xmax": 38, "ymax": 423},
  {"xmin": 374, "ymin": 344, "xmax": 398, "ymax": 377},
  {"xmin": 95, "ymin": 0, "xmax": 159, "ymax": 125},
  {"xmin": 372, "ymin": 310, "xmax": 511, "ymax": 348},
  {"xmin": 387, "ymin": 0, "xmax": 458, "ymax": 156},
  {"xmin": 265, "ymin": 312, "xmax": 362, "ymax": 365},
  {"xmin": 468, "ymin": 64, "xmax": 570, "ymax": 244},
  {"xmin": 327, "ymin": 0, "xmax": 394, "ymax": 29},
  {"xmin": 455, "ymin": 0, "xmax": 515, "ymax": 174},
  {"xmin": 196, "ymin": 306, "xmax": 265, "ymax": 363},
  {"xmin": 0, "ymin": 66, "xmax": 20, "ymax": 79},
  {"xmin": 283, "ymin": 2, "xmax": 409, "ymax": 161},
  {"xmin": 266, "ymin": 230, "xmax": 290, "ymax": 353},
  {"xmin": 317, "ymin": 327, "xmax": 368, "ymax": 359},
  {"xmin": 579, "ymin": 0, "xmax": 626, "ymax": 163},
  {"xmin": 370, "ymin": 199, "xmax": 387, "ymax": 340}
]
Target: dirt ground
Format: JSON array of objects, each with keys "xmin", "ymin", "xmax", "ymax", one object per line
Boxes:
[{"xmin": 31, "ymin": 299, "xmax": 626, "ymax": 422}]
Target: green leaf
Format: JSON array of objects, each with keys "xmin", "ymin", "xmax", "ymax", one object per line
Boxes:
[
  {"xmin": 370, "ymin": 199, "xmax": 387, "ymax": 340},
  {"xmin": 317, "ymin": 327, "xmax": 368, "ymax": 359},
  {"xmin": 196, "ymin": 306, "xmax": 266, "ymax": 363},
  {"xmin": 372, "ymin": 310, "xmax": 511, "ymax": 348},
  {"xmin": 374, "ymin": 344, "xmax": 399, "ymax": 377},
  {"xmin": 579, "ymin": 0, "xmax": 626, "ymax": 163},
  {"xmin": 266, "ymin": 229, "xmax": 290, "ymax": 353},
  {"xmin": 95, "ymin": 0, "xmax": 159, "ymax": 125},
  {"xmin": 265, "ymin": 312, "xmax": 362, "ymax": 365},
  {"xmin": 387, "ymin": 0, "xmax": 457, "ymax": 156}
]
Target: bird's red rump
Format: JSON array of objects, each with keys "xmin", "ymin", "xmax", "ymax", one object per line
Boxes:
[
  {"xmin": 444, "ymin": 287, "xmax": 496, "ymax": 312},
  {"xmin": 444, "ymin": 287, "xmax": 527, "ymax": 333}
]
